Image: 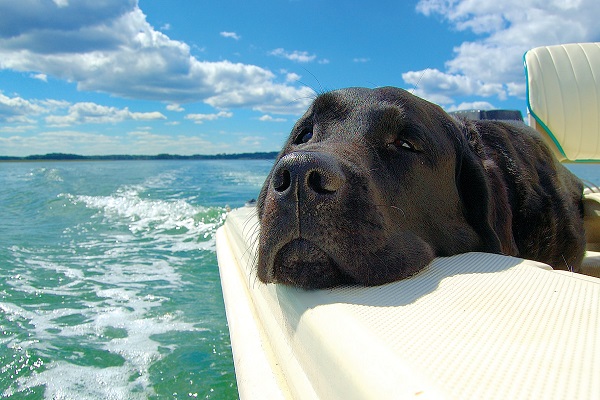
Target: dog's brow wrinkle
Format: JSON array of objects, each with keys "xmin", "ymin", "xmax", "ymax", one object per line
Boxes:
[
  {"xmin": 312, "ymin": 92, "xmax": 351, "ymax": 123},
  {"xmin": 312, "ymin": 93, "xmax": 337, "ymax": 113}
]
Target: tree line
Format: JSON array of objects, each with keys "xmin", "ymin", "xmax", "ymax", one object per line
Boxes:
[{"xmin": 0, "ymin": 152, "xmax": 279, "ymax": 161}]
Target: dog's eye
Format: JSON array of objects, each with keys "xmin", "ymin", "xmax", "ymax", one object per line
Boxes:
[
  {"xmin": 392, "ymin": 138, "xmax": 416, "ymax": 152},
  {"xmin": 294, "ymin": 129, "xmax": 313, "ymax": 144}
]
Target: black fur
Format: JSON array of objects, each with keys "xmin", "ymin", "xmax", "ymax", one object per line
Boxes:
[{"xmin": 256, "ymin": 87, "xmax": 586, "ymax": 289}]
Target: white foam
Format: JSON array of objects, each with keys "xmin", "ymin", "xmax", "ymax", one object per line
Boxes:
[
  {"xmin": 64, "ymin": 184, "xmax": 226, "ymax": 252},
  {"xmin": 4, "ymin": 308, "xmax": 206, "ymax": 399},
  {"xmin": 2, "ymin": 279, "xmax": 204, "ymax": 399},
  {"xmin": 222, "ymin": 170, "xmax": 268, "ymax": 187},
  {"xmin": 7, "ymin": 360, "xmax": 151, "ymax": 400},
  {"xmin": 3, "ymin": 172, "xmax": 229, "ymax": 398}
]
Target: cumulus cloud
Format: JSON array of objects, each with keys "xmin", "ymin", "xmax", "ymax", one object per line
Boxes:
[
  {"xmin": 40, "ymin": 99, "xmax": 71, "ymax": 111},
  {"xmin": 405, "ymin": 0, "xmax": 600, "ymax": 105},
  {"xmin": 402, "ymin": 68, "xmax": 505, "ymax": 105},
  {"xmin": 166, "ymin": 104, "xmax": 184, "ymax": 112},
  {"xmin": 0, "ymin": 0, "xmax": 312, "ymax": 114},
  {"xmin": 258, "ymin": 114, "xmax": 287, "ymax": 122},
  {"xmin": 45, "ymin": 102, "xmax": 166, "ymax": 126},
  {"xmin": 446, "ymin": 101, "xmax": 496, "ymax": 112},
  {"xmin": 270, "ymin": 48, "xmax": 318, "ymax": 63},
  {"xmin": 185, "ymin": 111, "xmax": 233, "ymax": 124},
  {"xmin": 220, "ymin": 31, "xmax": 241, "ymax": 40},
  {"xmin": 31, "ymin": 73, "xmax": 48, "ymax": 81},
  {"xmin": 0, "ymin": 92, "xmax": 46, "ymax": 123},
  {"xmin": 284, "ymin": 71, "xmax": 301, "ymax": 83},
  {"xmin": 1, "ymin": 92, "xmax": 167, "ymax": 130}
]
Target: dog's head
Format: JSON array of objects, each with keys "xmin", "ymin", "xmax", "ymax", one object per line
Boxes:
[{"xmin": 256, "ymin": 87, "xmax": 508, "ymax": 289}]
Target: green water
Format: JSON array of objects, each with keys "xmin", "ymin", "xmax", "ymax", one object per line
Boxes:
[{"xmin": 0, "ymin": 160, "xmax": 273, "ymax": 399}]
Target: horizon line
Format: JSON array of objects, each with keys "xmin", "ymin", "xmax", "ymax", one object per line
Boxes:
[{"xmin": 0, "ymin": 151, "xmax": 279, "ymax": 162}]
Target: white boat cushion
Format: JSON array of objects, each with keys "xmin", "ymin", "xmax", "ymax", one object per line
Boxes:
[
  {"xmin": 218, "ymin": 207, "xmax": 600, "ymax": 399},
  {"xmin": 525, "ymin": 43, "xmax": 600, "ymax": 161}
]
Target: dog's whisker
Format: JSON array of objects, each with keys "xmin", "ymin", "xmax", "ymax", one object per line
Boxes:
[
  {"xmin": 582, "ymin": 179, "xmax": 600, "ymax": 192},
  {"xmin": 561, "ymin": 254, "xmax": 574, "ymax": 276},
  {"xmin": 299, "ymin": 67, "xmax": 326, "ymax": 95},
  {"xmin": 371, "ymin": 203, "xmax": 407, "ymax": 218},
  {"xmin": 240, "ymin": 212, "xmax": 261, "ymax": 262},
  {"xmin": 389, "ymin": 205, "xmax": 407, "ymax": 218},
  {"xmin": 410, "ymin": 68, "xmax": 429, "ymax": 95}
]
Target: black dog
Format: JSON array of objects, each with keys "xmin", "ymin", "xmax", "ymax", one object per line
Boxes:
[{"xmin": 256, "ymin": 87, "xmax": 586, "ymax": 289}]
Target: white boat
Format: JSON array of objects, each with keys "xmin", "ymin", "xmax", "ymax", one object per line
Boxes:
[{"xmin": 216, "ymin": 43, "xmax": 600, "ymax": 399}]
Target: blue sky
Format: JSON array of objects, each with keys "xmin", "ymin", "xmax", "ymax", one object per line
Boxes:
[{"xmin": 1, "ymin": 0, "xmax": 599, "ymax": 156}]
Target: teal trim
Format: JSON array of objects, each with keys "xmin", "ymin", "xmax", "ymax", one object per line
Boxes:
[
  {"xmin": 523, "ymin": 50, "xmax": 600, "ymax": 163},
  {"xmin": 523, "ymin": 51, "xmax": 569, "ymax": 160}
]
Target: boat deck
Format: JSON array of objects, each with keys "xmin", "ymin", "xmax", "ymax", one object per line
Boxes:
[{"xmin": 217, "ymin": 205, "xmax": 600, "ymax": 400}]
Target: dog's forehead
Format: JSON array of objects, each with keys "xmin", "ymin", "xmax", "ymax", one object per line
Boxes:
[
  {"xmin": 309, "ymin": 87, "xmax": 409, "ymax": 123},
  {"xmin": 297, "ymin": 87, "xmax": 459, "ymax": 160}
]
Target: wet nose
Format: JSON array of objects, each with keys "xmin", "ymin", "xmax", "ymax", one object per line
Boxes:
[{"xmin": 271, "ymin": 152, "xmax": 345, "ymax": 199}]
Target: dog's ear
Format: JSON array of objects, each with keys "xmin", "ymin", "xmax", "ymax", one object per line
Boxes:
[{"xmin": 454, "ymin": 122, "xmax": 519, "ymax": 256}]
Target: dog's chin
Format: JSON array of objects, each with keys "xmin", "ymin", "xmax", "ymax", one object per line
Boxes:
[{"xmin": 271, "ymin": 239, "xmax": 352, "ymax": 289}]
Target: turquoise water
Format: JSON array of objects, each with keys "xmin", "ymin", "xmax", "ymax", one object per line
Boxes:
[
  {"xmin": 1, "ymin": 159, "xmax": 600, "ymax": 399},
  {"xmin": 0, "ymin": 160, "xmax": 273, "ymax": 399}
]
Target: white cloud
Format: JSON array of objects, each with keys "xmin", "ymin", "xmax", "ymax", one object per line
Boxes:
[
  {"xmin": 166, "ymin": 104, "xmax": 184, "ymax": 112},
  {"xmin": 284, "ymin": 72, "xmax": 301, "ymax": 83},
  {"xmin": 506, "ymin": 82, "xmax": 525, "ymax": 97},
  {"xmin": 402, "ymin": 68, "xmax": 505, "ymax": 104},
  {"xmin": 45, "ymin": 102, "xmax": 166, "ymax": 126},
  {"xmin": 205, "ymin": 83, "xmax": 315, "ymax": 115},
  {"xmin": 0, "ymin": 130, "xmax": 121, "ymax": 156},
  {"xmin": 1, "ymin": 93, "xmax": 169, "ymax": 129},
  {"xmin": 31, "ymin": 73, "xmax": 48, "ymax": 82},
  {"xmin": 0, "ymin": 124, "xmax": 37, "ymax": 133},
  {"xmin": 0, "ymin": 0, "xmax": 311, "ymax": 114},
  {"xmin": 405, "ymin": 0, "xmax": 600, "ymax": 105},
  {"xmin": 0, "ymin": 129, "xmax": 233, "ymax": 156},
  {"xmin": 185, "ymin": 111, "xmax": 233, "ymax": 124},
  {"xmin": 270, "ymin": 48, "xmax": 317, "ymax": 63},
  {"xmin": 52, "ymin": 0, "xmax": 69, "ymax": 7},
  {"xmin": 41, "ymin": 99, "xmax": 71, "ymax": 111},
  {"xmin": 220, "ymin": 31, "xmax": 241, "ymax": 40},
  {"xmin": 258, "ymin": 114, "xmax": 287, "ymax": 122},
  {"xmin": 445, "ymin": 101, "xmax": 496, "ymax": 112},
  {"xmin": 0, "ymin": 92, "xmax": 46, "ymax": 123},
  {"xmin": 353, "ymin": 57, "xmax": 370, "ymax": 63}
]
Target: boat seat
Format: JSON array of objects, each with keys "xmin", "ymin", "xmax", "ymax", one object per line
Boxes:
[
  {"xmin": 524, "ymin": 42, "xmax": 600, "ymax": 162},
  {"xmin": 525, "ymin": 43, "xmax": 600, "ymax": 277}
]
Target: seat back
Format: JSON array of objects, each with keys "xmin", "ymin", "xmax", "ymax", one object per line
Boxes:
[{"xmin": 524, "ymin": 43, "xmax": 600, "ymax": 162}]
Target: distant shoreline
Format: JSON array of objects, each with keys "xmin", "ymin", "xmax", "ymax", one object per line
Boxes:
[{"xmin": 0, "ymin": 152, "xmax": 279, "ymax": 162}]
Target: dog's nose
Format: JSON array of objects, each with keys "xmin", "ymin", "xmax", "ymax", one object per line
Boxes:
[{"xmin": 271, "ymin": 152, "xmax": 345, "ymax": 198}]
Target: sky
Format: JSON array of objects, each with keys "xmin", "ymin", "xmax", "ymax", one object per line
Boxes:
[{"xmin": 1, "ymin": 0, "xmax": 599, "ymax": 156}]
